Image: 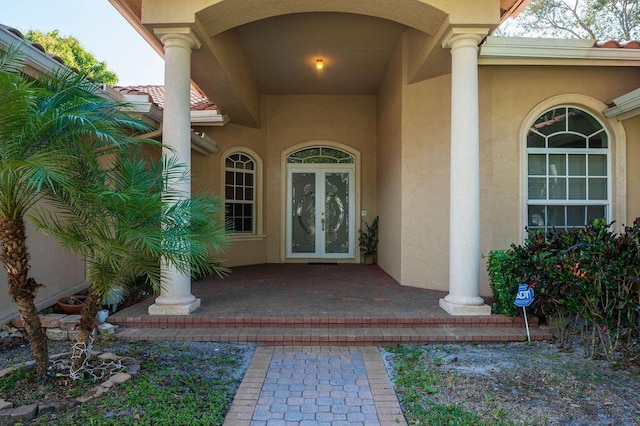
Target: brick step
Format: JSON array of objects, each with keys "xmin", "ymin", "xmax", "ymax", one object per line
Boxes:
[
  {"xmin": 108, "ymin": 315, "xmax": 538, "ymax": 329},
  {"xmin": 114, "ymin": 326, "xmax": 553, "ymax": 345}
]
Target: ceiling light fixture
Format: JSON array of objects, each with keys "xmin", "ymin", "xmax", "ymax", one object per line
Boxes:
[{"xmin": 316, "ymin": 58, "xmax": 324, "ymax": 70}]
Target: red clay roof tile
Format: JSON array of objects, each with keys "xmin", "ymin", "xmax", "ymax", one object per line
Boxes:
[
  {"xmin": 112, "ymin": 85, "xmax": 218, "ymax": 112},
  {"xmin": 594, "ymin": 40, "xmax": 640, "ymax": 49}
]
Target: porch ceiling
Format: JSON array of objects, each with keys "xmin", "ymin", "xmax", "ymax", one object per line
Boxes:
[
  {"xmin": 233, "ymin": 13, "xmax": 407, "ymax": 95},
  {"xmin": 109, "ymin": 0, "xmax": 520, "ymax": 126}
]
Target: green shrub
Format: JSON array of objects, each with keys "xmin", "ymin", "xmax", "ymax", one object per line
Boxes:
[
  {"xmin": 486, "ymin": 250, "xmax": 521, "ymax": 316},
  {"xmin": 486, "ymin": 218, "xmax": 640, "ymax": 362}
]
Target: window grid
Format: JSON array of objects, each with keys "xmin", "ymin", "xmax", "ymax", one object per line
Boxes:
[
  {"xmin": 225, "ymin": 153, "xmax": 255, "ymax": 233},
  {"xmin": 287, "ymin": 147, "xmax": 355, "ymax": 164},
  {"xmin": 526, "ymin": 107, "xmax": 609, "ymax": 233}
]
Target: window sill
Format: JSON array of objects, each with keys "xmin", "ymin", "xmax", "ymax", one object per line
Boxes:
[{"xmin": 229, "ymin": 234, "xmax": 266, "ymax": 242}]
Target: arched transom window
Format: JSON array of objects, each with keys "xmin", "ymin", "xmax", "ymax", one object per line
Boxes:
[
  {"xmin": 526, "ymin": 106, "xmax": 610, "ymax": 232},
  {"xmin": 287, "ymin": 147, "xmax": 355, "ymax": 164}
]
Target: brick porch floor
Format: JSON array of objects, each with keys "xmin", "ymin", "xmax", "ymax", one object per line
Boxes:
[{"xmin": 110, "ymin": 264, "xmax": 552, "ymax": 344}]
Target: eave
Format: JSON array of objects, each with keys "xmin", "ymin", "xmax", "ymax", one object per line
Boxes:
[
  {"xmin": 604, "ymin": 88, "xmax": 640, "ymax": 120},
  {"xmin": 0, "ymin": 25, "xmax": 69, "ymax": 76},
  {"xmin": 479, "ymin": 37, "xmax": 640, "ymax": 67}
]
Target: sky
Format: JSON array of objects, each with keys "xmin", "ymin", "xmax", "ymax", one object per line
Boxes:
[{"xmin": 1, "ymin": 0, "xmax": 165, "ymax": 85}]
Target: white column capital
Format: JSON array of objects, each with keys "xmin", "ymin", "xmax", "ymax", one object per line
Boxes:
[
  {"xmin": 441, "ymin": 27, "xmax": 489, "ymax": 49},
  {"xmin": 154, "ymin": 27, "xmax": 201, "ymax": 50}
]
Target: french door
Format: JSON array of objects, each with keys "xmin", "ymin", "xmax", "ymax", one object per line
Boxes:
[{"xmin": 286, "ymin": 165, "xmax": 355, "ymax": 259}]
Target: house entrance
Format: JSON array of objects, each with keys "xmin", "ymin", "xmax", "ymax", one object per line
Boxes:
[{"xmin": 286, "ymin": 147, "xmax": 355, "ymax": 259}]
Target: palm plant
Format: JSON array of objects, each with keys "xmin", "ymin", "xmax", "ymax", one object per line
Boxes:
[
  {"xmin": 0, "ymin": 44, "xmax": 149, "ymax": 375},
  {"xmin": 32, "ymin": 148, "xmax": 229, "ymax": 370}
]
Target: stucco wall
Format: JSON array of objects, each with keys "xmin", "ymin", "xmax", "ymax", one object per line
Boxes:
[
  {"xmin": 264, "ymin": 95, "xmax": 377, "ymax": 263},
  {"xmin": 397, "ymin": 65, "xmax": 640, "ymax": 297},
  {"xmin": 484, "ymin": 65, "xmax": 639, "ymax": 295},
  {"xmin": 488, "ymin": 66, "xmax": 640, "ymax": 244},
  {"xmin": 623, "ymin": 115, "xmax": 640, "ymax": 221},
  {"xmin": 196, "ymin": 60, "xmax": 640, "ymax": 299},
  {"xmin": 376, "ymin": 41, "xmax": 404, "ymax": 282},
  {"xmin": 0, "ymin": 220, "xmax": 86, "ymax": 325},
  {"xmin": 401, "ymin": 74, "xmax": 452, "ymax": 292},
  {"xmin": 202, "ymin": 95, "xmax": 377, "ymax": 266},
  {"xmin": 194, "ymin": 123, "xmax": 268, "ymax": 267}
]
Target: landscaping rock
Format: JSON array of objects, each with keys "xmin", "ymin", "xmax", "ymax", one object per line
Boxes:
[
  {"xmin": 100, "ymin": 379, "xmax": 115, "ymax": 389},
  {"xmin": 38, "ymin": 400, "xmax": 71, "ymax": 415},
  {"xmin": 127, "ymin": 363, "xmax": 141, "ymax": 375},
  {"xmin": 10, "ymin": 403, "xmax": 38, "ymax": 422},
  {"xmin": 98, "ymin": 322, "xmax": 116, "ymax": 335},
  {"xmin": 109, "ymin": 372, "xmax": 131, "ymax": 384},
  {"xmin": 0, "ymin": 368, "xmax": 14, "ymax": 378},
  {"xmin": 39, "ymin": 314, "xmax": 67, "ymax": 329},
  {"xmin": 97, "ymin": 352, "xmax": 118, "ymax": 361},
  {"xmin": 0, "ymin": 399, "xmax": 12, "ymax": 410},
  {"xmin": 76, "ymin": 385, "xmax": 109, "ymax": 404},
  {"xmin": 50, "ymin": 352, "xmax": 72, "ymax": 361},
  {"xmin": 10, "ymin": 317, "xmax": 24, "ymax": 329},
  {"xmin": 59, "ymin": 315, "xmax": 81, "ymax": 331},
  {"xmin": 67, "ymin": 330, "xmax": 80, "ymax": 341},
  {"xmin": 46, "ymin": 328, "xmax": 68, "ymax": 341},
  {"xmin": 0, "ymin": 408, "xmax": 13, "ymax": 421}
]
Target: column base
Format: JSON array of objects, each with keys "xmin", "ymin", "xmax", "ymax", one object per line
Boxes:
[
  {"xmin": 439, "ymin": 298, "xmax": 491, "ymax": 316},
  {"xmin": 148, "ymin": 298, "xmax": 201, "ymax": 315}
]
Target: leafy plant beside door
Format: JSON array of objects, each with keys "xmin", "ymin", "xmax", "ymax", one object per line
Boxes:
[{"xmin": 358, "ymin": 216, "xmax": 379, "ymax": 264}]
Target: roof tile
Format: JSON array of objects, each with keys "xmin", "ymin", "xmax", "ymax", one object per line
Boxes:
[
  {"xmin": 112, "ymin": 85, "xmax": 218, "ymax": 112},
  {"xmin": 594, "ymin": 40, "xmax": 640, "ymax": 49}
]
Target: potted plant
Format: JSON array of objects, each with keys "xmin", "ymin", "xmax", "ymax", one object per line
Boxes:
[
  {"xmin": 56, "ymin": 295, "xmax": 88, "ymax": 314},
  {"xmin": 358, "ymin": 216, "xmax": 379, "ymax": 265}
]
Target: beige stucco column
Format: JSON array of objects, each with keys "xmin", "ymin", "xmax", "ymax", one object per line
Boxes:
[
  {"xmin": 439, "ymin": 28, "xmax": 491, "ymax": 316},
  {"xmin": 148, "ymin": 28, "xmax": 202, "ymax": 315}
]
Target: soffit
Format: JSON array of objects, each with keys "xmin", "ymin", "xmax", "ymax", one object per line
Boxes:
[
  {"xmin": 232, "ymin": 13, "xmax": 407, "ymax": 95},
  {"xmin": 196, "ymin": 0, "xmax": 445, "ymax": 37}
]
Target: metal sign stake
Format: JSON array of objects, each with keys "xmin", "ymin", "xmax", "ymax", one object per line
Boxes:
[{"xmin": 522, "ymin": 306, "xmax": 531, "ymax": 343}]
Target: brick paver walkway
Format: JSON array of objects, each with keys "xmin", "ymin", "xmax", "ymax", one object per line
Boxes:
[{"xmin": 224, "ymin": 346, "xmax": 406, "ymax": 426}]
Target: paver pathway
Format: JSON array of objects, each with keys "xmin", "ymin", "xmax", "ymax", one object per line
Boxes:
[{"xmin": 224, "ymin": 346, "xmax": 406, "ymax": 426}]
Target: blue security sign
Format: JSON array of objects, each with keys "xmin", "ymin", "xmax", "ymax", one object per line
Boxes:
[{"xmin": 514, "ymin": 284, "xmax": 534, "ymax": 307}]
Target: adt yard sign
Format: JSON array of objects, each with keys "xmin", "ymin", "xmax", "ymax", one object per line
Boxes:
[
  {"xmin": 514, "ymin": 284, "xmax": 534, "ymax": 307},
  {"xmin": 514, "ymin": 283, "xmax": 534, "ymax": 342}
]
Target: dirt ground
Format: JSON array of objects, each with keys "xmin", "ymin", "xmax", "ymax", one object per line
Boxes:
[
  {"xmin": 2, "ymin": 337, "xmax": 639, "ymax": 425},
  {"xmin": 382, "ymin": 342, "xmax": 640, "ymax": 426}
]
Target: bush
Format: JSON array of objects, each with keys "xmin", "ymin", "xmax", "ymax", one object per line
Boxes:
[{"xmin": 487, "ymin": 218, "xmax": 640, "ymax": 362}]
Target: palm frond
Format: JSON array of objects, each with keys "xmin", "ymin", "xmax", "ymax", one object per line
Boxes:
[{"xmin": 0, "ymin": 43, "xmax": 26, "ymax": 74}]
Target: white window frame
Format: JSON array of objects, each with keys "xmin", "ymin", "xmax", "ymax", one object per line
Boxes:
[
  {"xmin": 521, "ymin": 96, "xmax": 627, "ymax": 241},
  {"xmin": 221, "ymin": 147, "xmax": 264, "ymax": 240},
  {"xmin": 524, "ymin": 104, "xmax": 612, "ymax": 230}
]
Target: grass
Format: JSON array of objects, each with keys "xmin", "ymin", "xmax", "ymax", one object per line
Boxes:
[
  {"xmin": 387, "ymin": 345, "xmax": 516, "ymax": 426},
  {"xmin": 2, "ymin": 342, "xmax": 252, "ymax": 426},
  {"xmin": 0, "ymin": 367, "xmax": 95, "ymax": 406},
  {"xmin": 386, "ymin": 342, "xmax": 640, "ymax": 426}
]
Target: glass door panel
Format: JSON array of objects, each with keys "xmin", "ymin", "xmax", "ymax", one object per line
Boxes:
[
  {"xmin": 287, "ymin": 166, "xmax": 355, "ymax": 259},
  {"xmin": 324, "ymin": 173, "xmax": 349, "ymax": 254},
  {"xmin": 291, "ymin": 172, "xmax": 316, "ymax": 254}
]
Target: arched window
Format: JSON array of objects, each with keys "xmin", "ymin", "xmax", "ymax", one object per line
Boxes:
[
  {"xmin": 287, "ymin": 146, "xmax": 355, "ymax": 164},
  {"xmin": 224, "ymin": 151, "xmax": 257, "ymax": 234},
  {"xmin": 526, "ymin": 106, "xmax": 610, "ymax": 232}
]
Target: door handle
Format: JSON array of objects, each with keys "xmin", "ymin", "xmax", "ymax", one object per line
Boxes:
[{"xmin": 321, "ymin": 212, "xmax": 325, "ymax": 231}]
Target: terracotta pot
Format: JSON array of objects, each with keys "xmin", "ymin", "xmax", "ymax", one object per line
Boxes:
[{"xmin": 57, "ymin": 295, "xmax": 88, "ymax": 314}]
